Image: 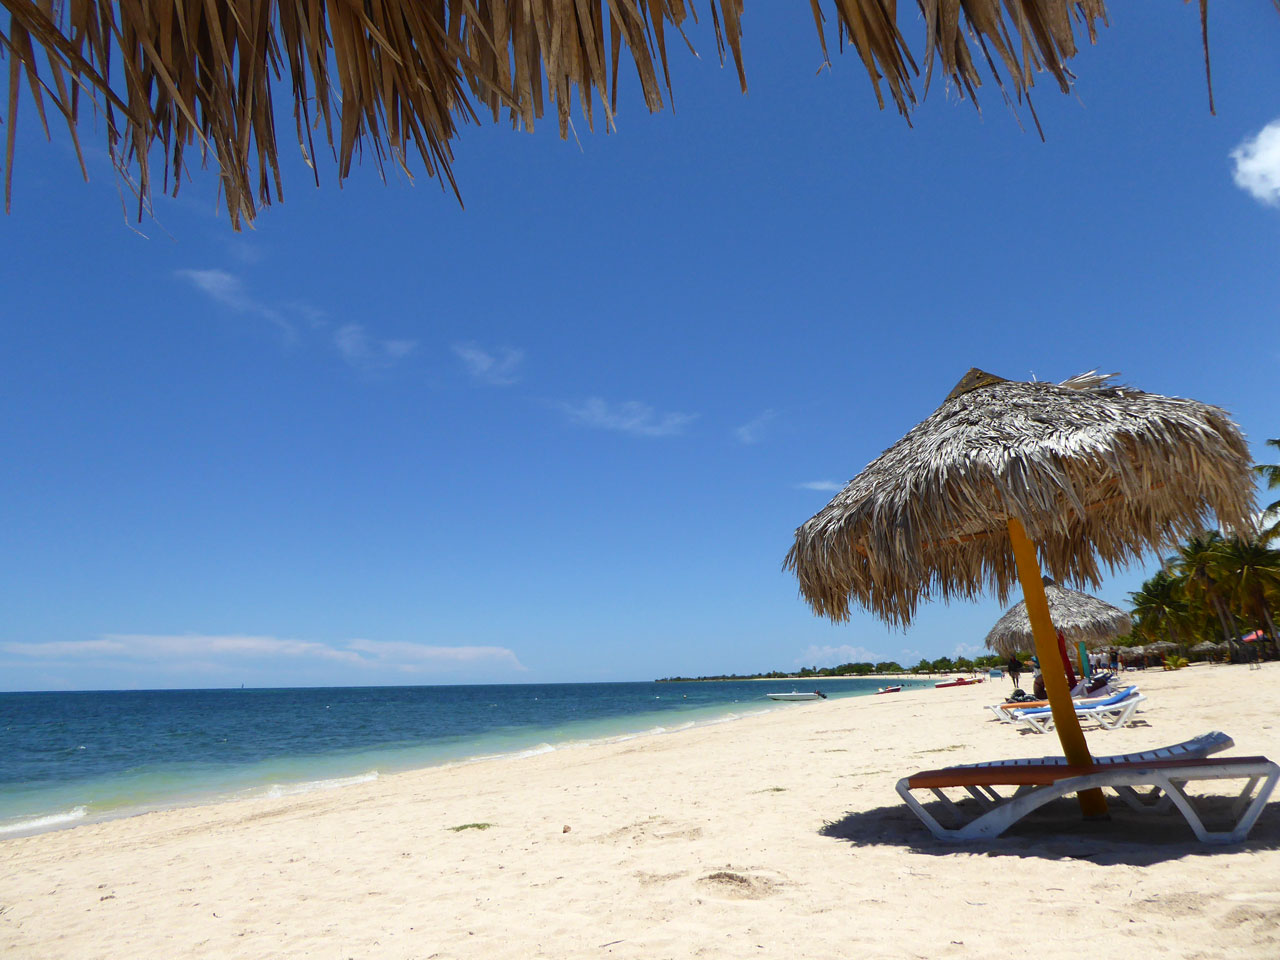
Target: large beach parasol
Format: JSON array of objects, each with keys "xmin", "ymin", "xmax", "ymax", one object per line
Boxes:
[
  {"xmin": 785, "ymin": 369, "xmax": 1254, "ymax": 818},
  {"xmin": 985, "ymin": 577, "xmax": 1132, "ymax": 660},
  {"xmin": 0, "ymin": 1, "xmax": 1221, "ymax": 227}
]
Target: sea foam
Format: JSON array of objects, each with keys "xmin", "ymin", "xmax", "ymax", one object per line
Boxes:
[
  {"xmin": 261, "ymin": 772, "xmax": 379, "ymax": 799},
  {"xmin": 0, "ymin": 805, "xmax": 88, "ymax": 837}
]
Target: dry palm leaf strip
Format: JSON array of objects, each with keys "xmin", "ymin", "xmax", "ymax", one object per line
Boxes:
[{"xmin": 1, "ymin": 1, "xmax": 1222, "ymax": 228}]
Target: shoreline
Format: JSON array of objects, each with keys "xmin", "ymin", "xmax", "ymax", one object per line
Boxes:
[
  {"xmin": 3, "ymin": 679, "xmax": 941, "ymax": 841},
  {"xmin": 1, "ymin": 693, "xmax": 794, "ymax": 842},
  {"xmin": 4, "ymin": 664, "xmax": 1277, "ymax": 959}
]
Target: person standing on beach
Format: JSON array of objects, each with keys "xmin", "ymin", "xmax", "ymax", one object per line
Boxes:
[{"xmin": 1007, "ymin": 656, "xmax": 1022, "ymax": 689}]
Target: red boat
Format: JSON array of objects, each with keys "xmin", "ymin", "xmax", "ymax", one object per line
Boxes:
[
  {"xmin": 934, "ymin": 677, "xmax": 983, "ymax": 688},
  {"xmin": 876, "ymin": 685, "xmax": 903, "ymax": 694}
]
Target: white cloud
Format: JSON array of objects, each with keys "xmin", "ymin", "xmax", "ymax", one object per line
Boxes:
[
  {"xmin": 556, "ymin": 398, "xmax": 696, "ymax": 437},
  {"xmin": 347, "ymin": 639, "xmax": 526, "ymax": 671},
  {"xmin": 176, "ymin": 269, "xmax": 294, "ymax": 337},
  {"xmin": 796, "ymin": 644, "xmax": 882, "ymax": 667},
  {"xmin": 452, "ymin": 343, "xmax": 524, "ymax": 386},
  {"xmin": 333, "ymin": 324, "xmax": 417, "ymax": 371},
  {"xmin": 734, "ymin": 410, "xmax": 777, "ymax": 445},
  {"xmin": 952, "ymin": 641, "xmax": 986, "ymax": 660},
  {"xmin": 1231, "ymin": 119, "xmax": 1280, "ymax": 206},
  {"xmin": 1, "ymin": 634, "xmax": 523, "ymax": 674},
  {"xmin": 796, "ymin": 480, "xmax": 844, "ymax": 492}
]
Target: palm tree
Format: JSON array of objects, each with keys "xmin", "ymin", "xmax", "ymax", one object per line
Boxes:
[
  {"xmin": 1215, "ymin": 533, "xmax": 1280, "ymax": 645},
  {"xmin": 1175, "ymin": 533, "xmax": 1238, "ymax": 645},
  {"xmin": 1129, "ymin": 570, "xmax": 1192, "ymax": 646},
  {"xmin": 1255, "ymin": 439, "xmax": 1280, "ymax": 542}
]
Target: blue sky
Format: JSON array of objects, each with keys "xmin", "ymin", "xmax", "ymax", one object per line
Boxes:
[{"xmin": 2, "ymin": 5, "xmax": 1279, "ymax": 691}]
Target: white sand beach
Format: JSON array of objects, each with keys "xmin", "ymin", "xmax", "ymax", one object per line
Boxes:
[{"xmin": 4, "ymin": 664, "xmax": 1279, "ymax": 960}]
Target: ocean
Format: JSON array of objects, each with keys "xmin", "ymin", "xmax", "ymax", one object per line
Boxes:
[{"xmin": 0, "ymin": 677, "xmax": 932, "ymax": 838}]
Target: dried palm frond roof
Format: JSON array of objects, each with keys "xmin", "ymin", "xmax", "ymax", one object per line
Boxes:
[
  {"xmin": 1190, "ymin": 640, "xmax": 1225, "ymax": 653},
  {"xmin": 785, "ymin": 369, "xmax": 1255, "ymax": 627},
  {"xmin": 985, "ymin": 576, "xmax": 1131, "ymax": 657},
  {"xmin": 3, "ymin": 0, "xmax": 1211, "ymax": 228}
]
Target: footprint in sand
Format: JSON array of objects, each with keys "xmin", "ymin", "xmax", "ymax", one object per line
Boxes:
[{"xmin": 696, "ymin": 871, "xmax": 778, "ymax": 900}]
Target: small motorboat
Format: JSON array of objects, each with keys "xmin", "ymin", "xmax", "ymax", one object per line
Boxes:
[
  {"xmin": 935, "ymin": 677, "xmax": 983, "ymax": 688},
  {"xmin": 875, "ymin": 685, "xmax": 903, "ymax": 694},
  {"xmin": 765, "ymin": 690, "xmax": 827, "ymax": 701}
]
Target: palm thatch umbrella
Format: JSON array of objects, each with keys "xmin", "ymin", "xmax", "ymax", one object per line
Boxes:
[
  {"xmin": 785, "ymin": 368, "xmax": 1254, "ymax": 819},
  {"xmin": 985, "ymin": 577, "xmax": 1132, "ymax": 660},
  {"xmin": 1, "ymin": 1, "xmax": 1216, "ymax": 228},
  {"xmin": 1190, "ymin": 640, "xmax": 1224, "ymax": 655}
]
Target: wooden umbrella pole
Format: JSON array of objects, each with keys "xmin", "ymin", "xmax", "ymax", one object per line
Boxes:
[{"xmin": 1007, "ymin": 518, "xmax": 1108, "ymax": 818}]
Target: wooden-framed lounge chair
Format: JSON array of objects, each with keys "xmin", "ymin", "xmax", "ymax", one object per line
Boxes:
[
  {"xmin": 896, "ymin": 733, "xmax": 1278, "ymax": 843},
  {"xmin": 1010, "ymin": 688, "xmax": 1145, "ymax": 733}
]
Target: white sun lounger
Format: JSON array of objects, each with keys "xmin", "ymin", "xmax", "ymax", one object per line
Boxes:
[
  {"xmin": 942, "ymin": 731, "xmax": 1235, "ymax": 812},
  {"xmin": 896, "ymin": 733, "xmax": 1277, "ymax": 843},
  {"xmin": 953, "ymin": 731, "xmax": 1235, "ymax": 770},
  {"xmin": 985, "ymin": 684, "xmax": 1127, "ymax": 724},
  {"xmin": 1011, "ymin": 689, "xmax": 1145, "ymax": 733},
  {"xmin": 897, "ymin": 755, "xmax": 1277, "ymax": 844}
]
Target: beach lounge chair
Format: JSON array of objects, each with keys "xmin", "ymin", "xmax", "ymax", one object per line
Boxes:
[
  {"xmin": 896, "ymin": 732, "xmax": 1279, "ymax": 843},
  {"xmin": 985, "ymin": 684, "xmax": 1127, "ymax": 724},
  {"xmin": 1011, "ymin": 688, "xmax": 1145, "ymax": 733}
]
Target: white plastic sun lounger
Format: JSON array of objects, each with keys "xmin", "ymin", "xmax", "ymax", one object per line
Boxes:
[
  {"xmin": 1011, "ymin": 689, "xmax": 1145, "ymax": 733},
  {"xmin": 985, "ymin": 685, "xmax": 1128, "ymax": 724},
  {"xmin": 896, "ymin": 733, "xmax": 1278, "ymax": 843}
]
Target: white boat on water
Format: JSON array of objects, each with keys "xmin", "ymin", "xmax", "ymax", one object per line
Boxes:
[{"xmin": 765, "ymin": 691, "xmax": 827, "ymax": 701}]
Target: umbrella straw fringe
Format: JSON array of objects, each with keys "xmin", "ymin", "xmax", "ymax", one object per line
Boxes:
[{"xmin": 0, "ymin": 1, "xmax": 1114, "ymax": 226}]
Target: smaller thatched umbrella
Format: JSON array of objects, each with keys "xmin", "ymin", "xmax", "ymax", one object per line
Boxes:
[{"xmin": 985, "ymin": 576, "xmax": 1132, "ymax": 660}]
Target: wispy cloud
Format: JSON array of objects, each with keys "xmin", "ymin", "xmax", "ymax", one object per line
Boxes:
[
  {"xmin": 555, "ymin": 398, "xmax": 696, "ymax": 438},
  {"xmin": 1, "ymin": 634, "xmax": 525, "ymax": 674},
  {"xmin": 796, "ymin": 480, "xmax": 844, "ymax": 492},
  {"xmin": 734, "ymin": 409, "xmax": 777, "ymax": 445},
  {"xmin": 177, "ymin": 269, "xmax": 413, "ymax": 372},
  {"xmin": 176, "ymin": 269, "xmax": 294, "ymax": 337},
  {"xmin": 1231, "ymin": 119, "xmax": 1280, "ymax": 207},
  {"xmin": 346, "ymin": 639, "xmax": 526, "ymax": 672},
  {"xmin": 333, "ymin": 324, "xmax": 417, "ymax": 371},
  {"xmin": 952, "ymin": 642, "xmax": 986, "ymax": 660},
  {"xmin": 452, "ymin": 342, "xmax": 524, "ymax": 386},
  {"xmin": 796, "ymin": 644, "xmax": 882, "ymax": 667}
]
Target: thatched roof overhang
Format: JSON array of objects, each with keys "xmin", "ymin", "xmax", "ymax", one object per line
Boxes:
[
  {"xmin": 2, "ymin": 0, "xmax": 1209, "ymax": 228},
  {"xmin": 985, "ymin": 577, "xmax": 1131, "ymax": 658},
  {"xmin": 785, "ymin": 370, "xmax": 1255, "ymax": 627}
]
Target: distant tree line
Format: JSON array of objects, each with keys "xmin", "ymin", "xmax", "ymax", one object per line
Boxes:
[{"xmin": 656, "ymin": 654, "xmax": 1006, "ymax": 683}]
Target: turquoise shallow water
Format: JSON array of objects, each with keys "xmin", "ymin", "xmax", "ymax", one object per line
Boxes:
[{"xmin": 0, "ymin": 678, "xmax": 931, "ymax": 837}]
